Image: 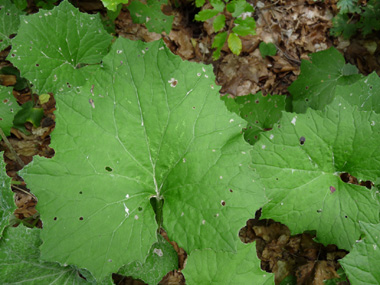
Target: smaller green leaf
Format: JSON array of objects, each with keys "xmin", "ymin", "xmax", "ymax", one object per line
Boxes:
[
  {"xmin": 232, "ymin": 17, "xmax": 256, "ymax": 36},
  {"xmin": 212, "ymin": 31, "xmax": 228, "ymax": 59},
  {"xmin": 337, "ymin": 0, "xmax": 360, "ymax": 13},
  {"xmin": 289, "ymin": 47, "xmax": 362, "ymax": 113},
  {"xmin": 39, "ymin": 93, "xmax": 50, "ymax": 104},
  {"xmin": 182, "ymin": 242, "xmax": 274, "ymax": 284},
  {"xmin": 259, "ymin": 42, "xmax": 277, "ymax": 58},
  {"xmin": 0, "ymin": 156, "xmax": 15, "ymax": 238},
  {"xmin": 13, "ymin": 0, "xmax": 28, "ymax": 11},
  {"xmin": 334, "ymin": 72, "xmax": 380, "ymax": 113},
  {"xmin": 194, "ymin": 9, "xmax": 220, "ymax": 21},
  {"xmin": 0, "ymin": 1, "xmax": 22, "ymax": 51},
  {"xmin": 228, "ymin": 32, "xmax": 242, "ymax": 55},
  {"xmin": 195, "ymin": 0, "xmax": 206, "ymax": 7},
  {"xmin": 128, "ymin": 0, "xmax": 173, "ymax": 34},
  {"xmin": 0, "ymin": 86, "xmax": 21, "ymax": 136},
  {"xmin": 340, "ymin": 222, "xmax": 380, "ymax": 284},
  {"xmin": 331, "ymin": 13, "xmax": 358, "ymax": 39},
  {"xmin": 210, "ymin": 0, "xmax": 225, "ymax": 12},
  {"xmin": 101, "ymin": 0, "xmax": 128, "ymax": 11},
  {"xmin": 0, "ymin": 226, "xmax": 98, "ymax": 283},
  {"xmin": 358, "ymin": 0, "xmax": 380, "ymax": 35},
  {"xmin": 118, "ymin": 235, "xmax": 178, "ymax": 285},
  {"xmin": 213, "ymin": 14, "xmax": 226, "ymax": 32},
  {"xmin": 13, "ymin": 101, "xmax": 44, "ymax": 133},
  {"xmin": 226, "ymin": 0, "xmax": 254, "ymax": 18}
]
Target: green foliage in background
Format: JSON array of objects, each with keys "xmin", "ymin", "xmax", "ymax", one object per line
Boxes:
[
  {"xmin": 331, "ymin": 0, "xmax": 380, "ymax": 38},
  {"xmin": 195, "ymin": 0, "xmax": 255, "ymax": 59}
]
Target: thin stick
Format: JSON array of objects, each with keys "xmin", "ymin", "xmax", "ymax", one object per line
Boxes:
[
  {"xmin": 0, "ymin": 128, "xmax": 25, "ymax": 168},
  {"xmin": 12, "ymin": 184, "xmax": 38, "ymax": 201}
]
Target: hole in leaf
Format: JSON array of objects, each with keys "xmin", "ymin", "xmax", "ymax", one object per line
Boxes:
[
  {"xmin": 340, "ymin": 172, "xmax": 373, "ymax": 189},
  {"xmin": 138, "ymin": 207, "xmax": 143, "ymax": 212},
  {"xmin": 54, "ymin": 217, "xmax": 57, "ymax": 220},
  {"xmin": 79, "ymin": 191, "xmax": 83, "ymax": 194},
  {"xmin": 221, "ymin": 200, "xmax": 226, "ymax": 206},
  {"xmin": 317, "ymin": 209, "xmax": 322, "ymax": 213},
  {"xmin": 344, "ymin": 216, "xmax": 348, "ymax": 218},
  {"xmin": 299, "ymin": 136, "xmax": 305, "ymax": 145},
  {"xmin": 66, "ymin": 82, "xmax": 71, "ymax": 88},
  {"xmin": 105, "ymin": 166, "xmax": 112, "ymax": 172},
  {"xmin": 35, "ymin": 64, "xmax": 39, "ymax": 67},
  {"xmin": 79, "ymin": 217, "xmax": 83, "ymax": 220},
  {"xmin": 369, "ymin": 86, "xmax": 373, "ymax": 90}
]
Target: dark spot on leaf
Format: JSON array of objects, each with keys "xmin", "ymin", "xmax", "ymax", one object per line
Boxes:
[
  {"xmin": 0, "ymin": 118, "xmax": 2, "ymax": 121},
  {"xmin": 255, "ymin": 100, "xmax": 259, "ymax": 104},
  {"xmin": 11, "ymin": 54, "xmax": 15, "ymax": 57},
  {"xmin": 54, "ymin": 217, "xmax": 57, "ymax": 220},
  {"xmin": 66, "ymin": 82, "xmax": 71, "ymax": 88},
  {"xmin": 105, "ymin": 166, "xmax": 112, "ymax": 172},
  {"xmin": 221, "ymin": 200, "xmax": 226, "ymax": 206},
  {"xmin": 3, "ymin": 99, "xmax": 9, "ymax": 103},
  {"xmin": 344, "ymin": 215, "xmax": 348, "ymax": 218},
  {"xmin": 79, "ymin": 191, "xmax": 83, "ymax": 194},
  {"xmin": 330, "ymin": 186, "xmax": 336, "ymax": 193},
  {"xmin": 229, "ymin": 189, "xmax": 233, "ymax": 193},
  {"xmin": 138, "ymin": 207, "xmax": 143, "ymax": 212},
  {"xmin": 317, "ymin": 209, "xmax": 322, "ymax": 213},
  {"xmin": 255, "ymin": 120, "xmax": 259, "ymax": 124},
  {"xmin": 192, "ymin": 106, "xmax": 195, "ymax": 109},
  {"xmin": 299, "ymin": 136, "xmax": 306, "ymax": 145},
  {"xmin": 35, "ymin": 64, "xmax": 39, "ymax": 67},
  {"xmin": 369, "ymin": 86, "xmax": 373, "ymax": 90},
  {"xmin": 254, "ymin": 136, "xmax": 258, "ymax": 140},
  {"xmin": 305, "ymin": 98, "xmax": 309, "ymax": 102},
  {"xmin": 79, "ymin": 217, "xmax": 83, "ymax": 220},
  {"xmin": 276, "ymin": 178, "xmax": 278, "ymax": 180}
]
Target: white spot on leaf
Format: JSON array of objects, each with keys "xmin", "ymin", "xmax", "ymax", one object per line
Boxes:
[
  {"xmin": 230, "ymin": 119, "xmax": 234, "ymax": 123},
  {"xmin": 291, "ymin": 116, "xmax": 297, "ymax": 126},
  {"xmin": 123, "ymin": 202, "xmax": 130, "ymax": 217},
  {"xmin": 153, "ymin": 248, "xmax": 163, "ymax": 256},
  {"xmin": 270, "ymin": 134, "xmax": 274, "ymax": 140}
]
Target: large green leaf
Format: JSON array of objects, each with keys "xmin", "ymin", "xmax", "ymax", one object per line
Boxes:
[
  {"xmin": 0, "ymin": 156, "xmax": 15, "ymax": 238},
  {"xmin": 334, "ymin": 72, "xmax": 380, "ymax": 113},
  {"xmin": 128, "ymin": 0, "xmax": 173, "ymax": 34},
  {"xmin": 0, "ymin": 85, "xmax": 21, "ymax": 136},
  {"xmin": 251, "ymin": 97, "xmax": 380, "ymax": 250},
  {"xmin": 8, "ymin": 0, "xmax": 112, "ymax": 95},
  {"xmin": 289, "ymin": 47, "xmax": 362, "ymax": 113},
  {"xmin": 0, "ymin": 0, "xmax": 21, "ymax": 51},
  {"xmin": 0, "ymin": 226, "xmax": 98, "ymax": 283},
  {"xmin": 21, "ymin": 38, "xmax": 265, "ymax": 281},
  {"xmin": 117, "ymin": 235, "xmax": 178, "ymax": 285},
  {"xmin": 340, "ymin": 222, "xmax": 380, "ymax": 284},
  {"xmin": 182, "ymin": 241, "xmax": 274, "ymax": 284}
]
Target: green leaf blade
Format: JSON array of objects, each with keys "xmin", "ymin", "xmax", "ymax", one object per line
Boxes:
[
  {"xmin": 0, "ymin": 0, "xmax": 21, "ymax": 51},
  {"xmin": 0, "ymin": 157, "xmax": 15, "ymax": 238},
  {"xmin": 0, "ymin": 86, "xmax": 21, "ymax": 136},
  {"xmin": 8, "ymin": 0, "xmax": 112, "ymax": 95},
  {"xmin": 340, "ymin": 222, "xmax": 380, "ymax": 284},
  {"xmin": 21, "ymin": 38, "xmax": 265, "ymax": 281},
  {"xmin": 128, "ymin": 0, "xmax": 173, "ymax": 34},
  {"xmin": 252, "ymin": 98, "xmax": 380, "ymax": 250},
  {"xmin": 0, "ymin": 226, "xmax": 97, "ymax": 283},
  {"xmin": 101, "ymin": 0, "xmax": 128, "ymax": 11},
  {"xmin": 194, "ymin": 9, "xmax": 220, "ymax": 21},
  {"xmin": 289, "ymin": 47, "xmax": 362, "ymax": 113},
  {"xmin": 228, "ymin": 33, "xmax": 242, "ymax": 55},
  {"xmin": 182, "ymin": 242, "xmax": 274, "ymax": 284}
]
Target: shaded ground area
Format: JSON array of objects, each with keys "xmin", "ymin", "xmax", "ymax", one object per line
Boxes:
[{"xmin": 1, "ymin": 0, "xmax": 379, "ymax": 284}]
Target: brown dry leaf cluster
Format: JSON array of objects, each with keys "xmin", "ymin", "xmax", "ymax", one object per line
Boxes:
[{"xmin": 239, "ymin": 215, "xmax": 348, "ymax": 284}]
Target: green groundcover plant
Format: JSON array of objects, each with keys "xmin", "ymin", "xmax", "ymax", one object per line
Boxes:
[{"xmin": 1, "ymin": 0, "xmax": 380, "ymax": 284}]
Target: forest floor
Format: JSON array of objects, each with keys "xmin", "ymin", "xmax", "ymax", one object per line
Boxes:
[{"xmin": 1, "ymin": 0, "xmax": 379, "ymax": 284}]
